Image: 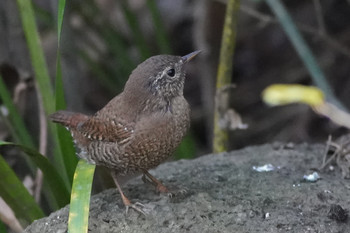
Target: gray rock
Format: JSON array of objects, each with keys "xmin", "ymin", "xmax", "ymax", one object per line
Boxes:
[{"xmin": 25, "ymin": 143, "xmax": 350, "ymax": 233}]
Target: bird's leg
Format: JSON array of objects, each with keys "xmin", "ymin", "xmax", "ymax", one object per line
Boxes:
[
  {"xmin": 142, "ymin": 171, "xmax": 187, "ymax": 197},
  {"xmin": 142, "ymin": 170, "xmax": 170, "ymax": 194},
  {"xmin": 111, "ymin": 172, "xmax": 145, "ymax": 215}
]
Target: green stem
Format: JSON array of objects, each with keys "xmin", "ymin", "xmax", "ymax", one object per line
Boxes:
[{"xmin": 213, "ymin": 0, "xmax": 240, "ymax": 153}]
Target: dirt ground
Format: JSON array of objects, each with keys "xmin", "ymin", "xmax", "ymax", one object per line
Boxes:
[{"xmin": 25, "ymin": 143, "xmax": 350, "ymax": 233}]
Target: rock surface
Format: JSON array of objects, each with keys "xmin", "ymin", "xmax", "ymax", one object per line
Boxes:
[{"xmin": 25, "ymin": 143, "xmax": 350, "ymax": 233}]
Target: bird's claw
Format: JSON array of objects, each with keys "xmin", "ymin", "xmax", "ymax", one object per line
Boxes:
[
  {"xmin": 167, "ymin": 188, "xmax": 187, "ymax": 198},
  {"xmin": 125, "ymin": 202, "xmax": 147, "ymax": 215},
  {"xmin": 141, "ymin": 171, "xmax": 188, "ymax": 199}
]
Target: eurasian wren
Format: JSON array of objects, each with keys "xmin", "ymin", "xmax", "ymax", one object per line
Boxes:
[{"xmin": 49, "ymin": 51, "xmax": 200, "ymax": 213}]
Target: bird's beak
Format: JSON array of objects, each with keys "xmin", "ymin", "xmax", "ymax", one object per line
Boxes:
[{"xmin": 182, "ymin": 50, "xmax": 201, "ymax": 63}]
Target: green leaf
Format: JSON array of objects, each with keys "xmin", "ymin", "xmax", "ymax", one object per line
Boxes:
[
  {"xmin": 15, "ymin": 0, "xmax": 54, "ymax": 114},
  {"xmin": 55, "ymin": 124, "xmax": 77, "ymax": 186},
  {"xmin": 16, "ymin": 0, "xmax": 71, "ymax": 188},
  {"xmin": 68, "ymin": 160, "xmax": 96, "ymax": 233},
  {"xmin": 0, "ymin": 153, "xmax": 44, "ymax": 224},
  {"xmin": 55, "ymin": 0, "xmax": 78, "ymax": 185},
  {"xmin": 0, "ymin": 141, "xmax": 70, "ymax": 208},
  {"xmin": 57, "ymin": 0, "xmax": 66, "ymax": 40}
]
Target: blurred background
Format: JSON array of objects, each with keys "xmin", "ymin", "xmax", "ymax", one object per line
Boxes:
[
  {"xmin": 1, "ymin": 0, "xmax": 350, "ymax": 160},
  {"xmin": 1, "ymin": 0, "xmax": 350, "ymax": 230}
]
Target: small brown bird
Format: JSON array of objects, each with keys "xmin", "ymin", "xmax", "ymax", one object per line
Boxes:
[{"xmin": 49, "ymin": 51, "xmax": 200, "ymax": 213}]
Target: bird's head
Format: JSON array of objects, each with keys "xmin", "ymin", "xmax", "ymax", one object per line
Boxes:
[{"xmin": 124, "ymin": 51, "xmax": 200, "ymax": 100}]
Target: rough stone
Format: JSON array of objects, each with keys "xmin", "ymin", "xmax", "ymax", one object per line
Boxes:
[{"xmin": 25, "ymin": 143, "xmax": 350, "ymax": 233}]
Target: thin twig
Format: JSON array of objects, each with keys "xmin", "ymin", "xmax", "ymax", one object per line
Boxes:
[
  {"xmin": 321, "ymin": 135, "xmax": 332, "ymax": 169},
  {"xmin": 320, "ymin": 139, "xmax": 340, "ymax": 170},
  {"xmin": 320, "ymin": 135, "xmax": 350, "ymax": 178},
  {"xmin": 0, "ymin": 198, "xmax": 23, "ymax": 233},
  {"xmin": 34, "ymin": 83, "xmax": 48, "ymax": 203},
  {"xmin": 13, "ymin": 81, "xmax": 27, "ymax": 104}
]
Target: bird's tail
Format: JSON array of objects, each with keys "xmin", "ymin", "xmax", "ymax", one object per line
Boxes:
[{"xmin": 49, "ymin": 110, "xmax": 89, "ymax": 128}]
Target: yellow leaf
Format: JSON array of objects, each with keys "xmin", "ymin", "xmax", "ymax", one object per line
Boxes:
[{"xmin": 262, "ymin": 84, "xmax": 324, "ymax": 107}]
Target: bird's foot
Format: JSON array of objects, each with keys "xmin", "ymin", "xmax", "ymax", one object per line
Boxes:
[
  {"xmin": 121, "ymin": 194, "xmax": 149, "ymax": 215},
  {"xmin": 142, "ymin": 171, "xmax": 187, "ymax": 198},
  {"xmin": 111, "ymin": 172, "xmax": 148, "ymax": 215},
  {"xmin": 166, "ymin": 188, "xmax": 188, "ymax": 198},
  {"xmin": 124, "ymin": 201, "xmax": 147, "ymax": 215},
  {"xmin": 142, "ymin": 172, "xmax": 169, "ymax": 194}
]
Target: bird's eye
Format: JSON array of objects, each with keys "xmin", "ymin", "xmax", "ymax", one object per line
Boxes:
[{"xmin": 167, "ymin": 68, "xmax": 175, "ymax": 77}]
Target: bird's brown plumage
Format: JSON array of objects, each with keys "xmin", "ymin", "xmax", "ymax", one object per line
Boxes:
[{"xmin": 49, "ymin": 51, "xmax": 199, "ymax": 213}]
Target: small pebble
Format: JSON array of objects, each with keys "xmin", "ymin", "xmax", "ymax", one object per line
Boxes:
[
  {"xmin": 253, "ymin": 164, "xmax": 275, "ymax": 172},
  {"xmin": 303, "ymin": 172, "xmax": 320, "ymax": 182}
]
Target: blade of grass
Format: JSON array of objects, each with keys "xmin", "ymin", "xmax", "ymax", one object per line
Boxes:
[
  {"xmin": 213, "ymin": 0, "xmax": 240, "ymax": 153},
  {"xmin": 264, "ymin": 0, "xmax": 345, "ymax": 110},
  {"xmin": 15, "ymin": 0, "xmax": 54, "ymax": 115},
  {"xmin": 0, "ymin": 154, "xmax": 44, "ymax": 225},
  {"xmin": 0, "ymin": 110, "xmax": 20, "ymax": 145},
  {"xmin": 146, "ymin": 0, "xmax": 172, "ymax": 54},
  {"xmin": 55, "ymin": 0, "xmax": 78, "ymax": 184},
  {"xmin": 0, "ymin": 141, "xmax": 70, "ymax": 208},
  {"xmin": 55, "ymin": 56, "xmax": 77, "ymax": 184},
  {"xmin": 57, "ymin": 0, "xmax": 66, "ymax": 40},
  {"xmin": 16, "ymin": 0, "xmax": 71, "ymax": 188},
  {"xmin": 68, "ymin": 160, "xmax": 96, "ymax": 233}
]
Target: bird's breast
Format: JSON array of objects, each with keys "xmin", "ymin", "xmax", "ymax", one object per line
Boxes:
[{"xmin": 120, "ymin": 97, "xmax": 190, "ymax": 172}]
